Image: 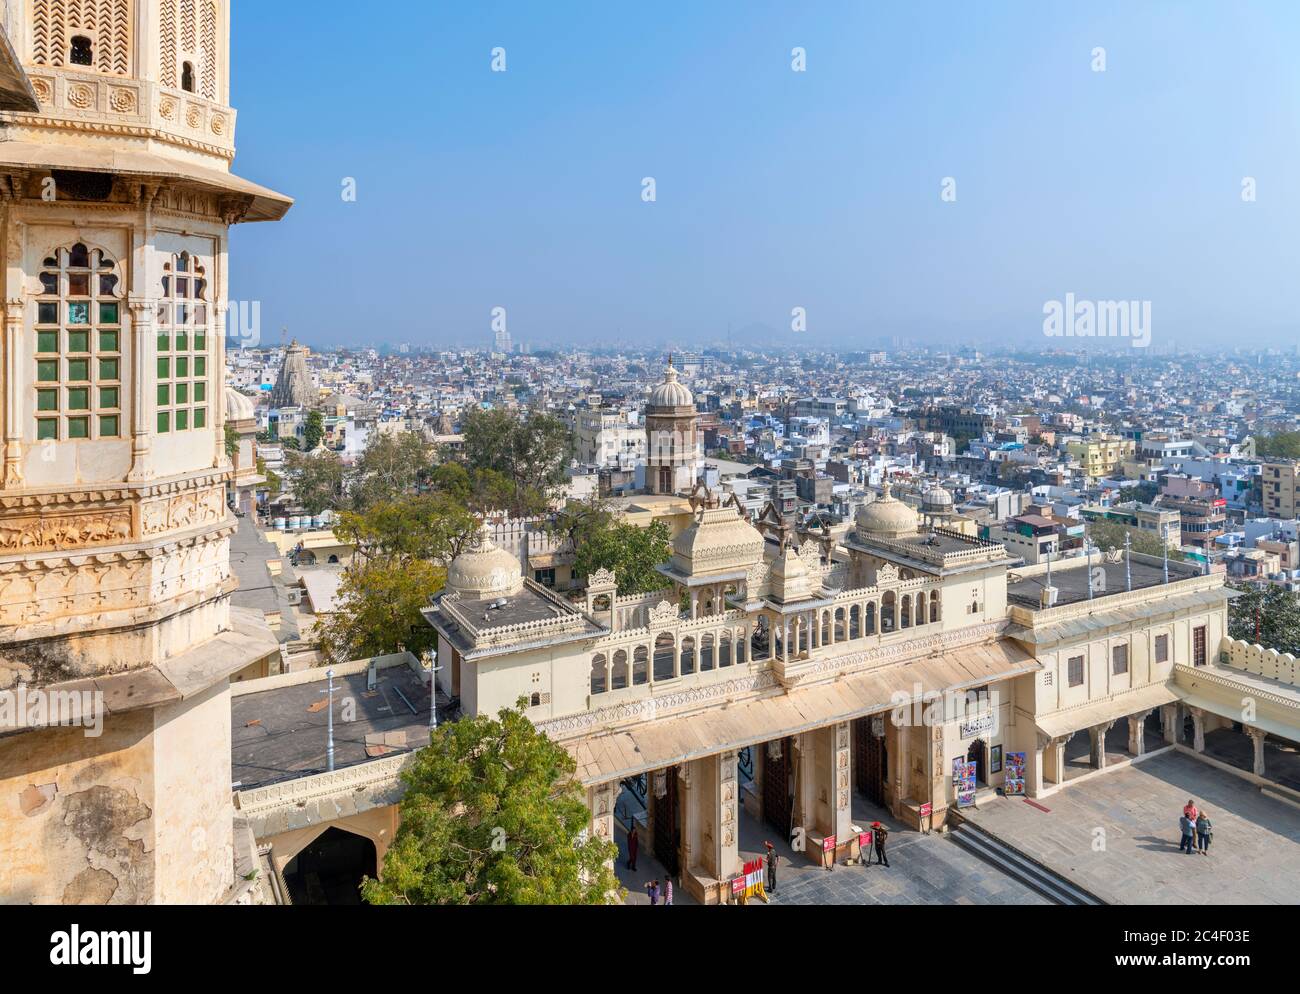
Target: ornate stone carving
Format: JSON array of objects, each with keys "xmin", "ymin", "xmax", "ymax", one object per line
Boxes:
[
  {"xmin": 159, "ymin": 94, "xmax": 177, "ymax": 120},
  {"xmin": 210, "ymin": 114, "xmax": 227, "ymax": 136},
  {"xmin": 109, "ymin": 87, "xmax": 137, "ymax": 113},
  {"xmin": 0, "ymin": 511, "xmax": 130, "ymax": 552},
  {"xmin": 67, "ymin": 83, "xmax": 94, "ymax": 109}
]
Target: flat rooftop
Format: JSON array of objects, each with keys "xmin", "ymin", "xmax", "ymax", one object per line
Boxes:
[
  {"xmin": 231, "ymin": 665, "xmax": 433, "ymax": 790},
  {"xmin": 433, "ymin": 582, "xmax": 603, "ymax": 656},
  {"xmin": 1007, "ymin": 557, "xmax": 1202, "ymax": 609}
]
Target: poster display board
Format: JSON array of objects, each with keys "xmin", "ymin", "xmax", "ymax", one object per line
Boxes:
[
  {"xmin": 1003, "ymin": 751, "xmax": 1027, "ymax": 796},
  {"xmin": 955, "ymin": 759, "xmax": 977, "ymax": 808}
]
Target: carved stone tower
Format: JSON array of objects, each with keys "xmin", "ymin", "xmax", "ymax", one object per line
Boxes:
[
  {"xmin": 644, "ymin": 358, "xmax": 701, "ymax": 495},
  {"xmin": 0, "ymin": 1, "xmax": 290, "ymax": 904}
]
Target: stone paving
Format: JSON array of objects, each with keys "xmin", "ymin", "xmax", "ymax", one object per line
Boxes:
[
  {"xmin": 614, "ymin": 789, "xmax": 1048, "ymax": 905},
  {"xmin": 961, "ymin": 749, "xmax": 1300, "ymax": 905}
]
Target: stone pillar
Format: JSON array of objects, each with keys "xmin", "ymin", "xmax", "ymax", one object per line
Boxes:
[
  {"xmin": 1247, "ymin": 727, "xmax": 1267, "ymax": 777},
  {"xmin": 1029, "ymin": 733, "xmax": 1050, "ymax": 797},
  {"xmin": 677, "ymin": 764, "xmax": 696, "ymax": 881},
  {"xmin": 2, "ymin": 293, "xmax": 23, "ymax": 487},
  {"xmin": 1049, "ymin": 735, "xmax": 1066, "ymax": 785},
  {"xmin": 1161, "ymin": 703, "xmax": 1179, "ymax": 745},
  {"xmin": 812, "ymin": 723, "xmax": 851, "ymax": 845},
  {"xmin": 1188, "ymin": 707, "xmax": 1206, "ymax": 753},
  {"xmin": 1091, "ymin": 720, "xmax": 1116, "ymax": 768},
  {"xmin": 693, "ymin": 751, "xmax": 740, "ymax": 891},
  {"xmin": 793, "ymin": 732, "xmax": 816, "ymax": 846},
  {"xmin": 673, "ymin": 638, "xmax": 682, "ymax": 678},
  {"xmin": 588, "ymin": 782, "xmax": 615, "ymax": 866},
  {"xmin": 1127, "ymin": 712, "xmax": 1148, "ymax": 757}
]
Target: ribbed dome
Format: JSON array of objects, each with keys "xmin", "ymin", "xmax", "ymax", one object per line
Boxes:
[
  {"xmin": 769, "ymin": 543, "xmax": 814, "ymax": 603},
  {"xmin": 648, "ymin": 361, "xmax": 694, "ymax": 409},
  {"xmin": 922, "ymin": 484, "xmax": 954, "ymax": 512},
  {"xmin": 445, "ymin": 524, "xmax": 524, "ymax": 599},
  {"xmin": 855, "ymin": 478, "xmax": 919, "ymax": 541},
  {"xmin": 672, "ymin": 503, "xmax": 764, "ymax": 576},
  {"xmin": 225, "ymin": 387, "xmax": 256, "ymax": 423}
]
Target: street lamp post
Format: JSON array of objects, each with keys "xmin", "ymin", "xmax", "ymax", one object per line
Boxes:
[
  {"xmin": 326, "ymin": 667, "xmax": 335, "ymax": 773},
  {"xmin": 427, "ymin": 648, "xmax": 444, "ymax": 732}
]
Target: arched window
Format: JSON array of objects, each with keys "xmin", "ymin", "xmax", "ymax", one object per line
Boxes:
[
  {"xmin": 70, "ymin": 36, "xmax": 93, "ymax": 66},
  {"xmin": 34, "ymin": 244, "xmax": 123, "ymax": 442},
  {"xmin": 611, "ymin": 650, "xmax": 629, "ymax": 690},
  {"xmin": 633, "ymin": 646, "xmax": 649, "ymax": 685},
  {"xmin": 589, "ymin": 654, "xmax": 607, "ymax": 695},
  {"xmin": 156, "ymin": 252, "xmax": 210, "ymax": 434},
  {"xmin": 182, "ymin": 61, "xmax": 195, "ymax": 92}
]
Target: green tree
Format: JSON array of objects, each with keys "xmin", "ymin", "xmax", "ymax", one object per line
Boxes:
[
  {"xmin": 316, "ymin": 556, "xmax": 443, "ymax": 665},
  {"xmin": 224, "ymin": 423, "xmax": 240, "ymax": 460},
  {"xmin": 548, "ymin": 495, "xmax": 613, "ymax": 552},
  {"xmin": 1228, "ymin": 584, "xmax": 1300, "ymax": 655},
  {"xmin": 1086, "ymin": 518, "xmax": 1182, "ymax": 560},
  {"xmin": 573, "ymin": 520, "xmax": 672, "ymax": 595},
  {"xmin": 1256, "ymin": 432, "xmax": 1300, "ymax": 460},
  {"xmin": 351, "ymin": 431, "xmax": 437, "ymax": 511},
  {"xmin": 284, "ymin": 449, "xmax": 347, "ymax": 515},
  {"xmin": 361, "ymin": 702, "xmax": 621, "ymax": 905},
  {"xmin": 335, "ymin": 493, "xmax": 477, "ymax": 565},
  {"xmin": 461, "ymin": 408, "xmax": 572, "ymax": 516},
  {"xmin": 303, "ymin": 409, "xmax": 325, "ymax": 451}
]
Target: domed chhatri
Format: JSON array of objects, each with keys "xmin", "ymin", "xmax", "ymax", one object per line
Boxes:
[
  {"xmin": 648, "ymin": 359, "xmax": 695, "ymax": 410},
  {"xmin": 446, "ymin": 523, "xmax": 524, "ymax": 599},
  {"xmin": 922, "ymin": 484, "xmax": 955, "ymax": 513},
  {"xmin": 855, "ymin": 477, "xmax": 920, "ymax": 542}
]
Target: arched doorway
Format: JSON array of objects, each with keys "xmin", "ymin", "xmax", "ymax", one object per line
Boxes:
[
  {"xmin": 651, "ymin": 767, "xmax": 681, "ymax": 876},
  {"xmin": 283, "ymin": 827, "xmax": 377, "ymax": 905},
  {"xmin": 966, "ymin": 739, "xmax": 987, "ymax": 787},
  {"xmin": 854, "ymin": 716, "xmax": 889, "ymax": 806}
]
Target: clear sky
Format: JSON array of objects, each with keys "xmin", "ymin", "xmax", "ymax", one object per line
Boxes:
[{"xmin": 228, "ymin": 1, "xmax": 1300, "ymax": 352}]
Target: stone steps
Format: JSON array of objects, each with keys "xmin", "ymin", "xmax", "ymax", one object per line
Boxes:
[{"xmin": 948, "ymin": 820, "xmax": 1106, "ymax": 905}]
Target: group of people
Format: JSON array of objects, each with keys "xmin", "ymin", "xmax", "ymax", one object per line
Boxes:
[
  {"xmin": 1178, "ymin": 798, "xmax": 1213, "ymax": 856},
  {"xmin": 627, "ymin": 825, "xmax": 675, "ymax": 905}
]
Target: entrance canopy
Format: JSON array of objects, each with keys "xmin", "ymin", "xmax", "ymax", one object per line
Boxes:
[
  {"xmin": 1034, "ymin": 683, "xmax": 1178, "ymax": 741},
  {"xmin": 567, "ymin": 639, "xmax": 1038, "ymax": 784}
]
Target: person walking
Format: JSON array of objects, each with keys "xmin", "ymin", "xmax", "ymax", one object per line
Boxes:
[
  {"xmin": 627, "ymin": 824, "xmax": 639, "ymax": 871},
  {"xmin": 646, "ymin": 879, "xmax": 660, "ymax": 905},
  {"xmin": 872, "ymin": 821, "xmax": 890, "ymax": 867},
  {"xmin": 663, "ymin": 877, "xmax": 674, "ymax": 905},
  {"xmin": 1196, "ymin": 811, "xmax": 1213, "ymax": 856},
  {"xmin": 764, "ymin": 841, "xmax": 780, "ymax": 894},
  {"xmin": 1178, "ymin": 813, "xmax": 1196, "ymax": 854}
]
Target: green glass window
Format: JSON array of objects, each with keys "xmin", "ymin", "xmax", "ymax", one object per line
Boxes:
[
  {"xmin": 37, "ymin": 331, "xmax": 58, "ymax": 353},
  {"xmin": 176, "ymin": 383, "xmax": 189, "ymax": 404},
  {"xmin": 157, "ymin": 411, "xmax": 170, "ymax": 433},
  {"xmin": 157, "ymin": 358, "xmax": 170, "ymax": 379},
  {"xmin": 37, "ymin": 389, "xmax": 57, "ymax": 412},
  {"xmin": 157, "ymin": 384, "xmax": 170, "ymax": 405},
  {"xmin": 99, "ymin": 387, "xmax": 119, "ymax": 409},
  {"xmin": 157, "ymin": 331, "xmax": 170, "ymax": 352},
  {"xmin": 37, "ymin": 360, "xmax": 58, "ymax": 382},
  {"xmin": 175, "ymin": 408, "xmax": 189, "ymax": 431},
  {"xmin": 99, "ymin": 358, "xmax": 119, "ymax": 380},
  {"xmin": 36, "ymin": 418, "xmax": 58, "ymax": 440},
  {"xmin": 194, "ymin": 407, "xmax": 207, "ymax": 429},
  {"xmin": 194, "ymin": 331, "xmax": 206, "ymax": 351},
  {"xmin": 194, "ymin": 382, "xmax": 206, "ymax": 402},
  {"xmin": 67, "ymin": 330, "xmax": 89, "ymax": 353},
  {"xmin": 99, "ymin": 302, "xmax": 119, "ymax": 324},
  {"xmin": 67, "ymin": 417, "xmax": 89, "ymax": 439},
  {"xmin": 66, "ymin": 359, "xmax": 89, "ymax": 381},
  {"xmin": 194, "ymin": 357, "xmax": 206, "ymax": 376},
  {"xmin": 99, "ymin": 330, "xmax": 119, "ymax": 352},
  {"xmin": 37, "ymin": 302, "xmax": 58, "ymax": 324},
  {"xmin": 99, "ymin": 415, "xmax": 119, "ymax": 437},
  {"xmin": 175, "ymin": 331, "xmax": 188, "ymax": 351},
  {"xmin": 176, "ymin": 357, "xmax": 189, "ymax": 377},
  {"xmin": 66, "ymin": 388, "xmax": 89, "ymax": 411}
]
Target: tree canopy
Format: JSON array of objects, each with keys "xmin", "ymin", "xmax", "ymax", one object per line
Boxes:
[
  {"xmin": 361, "ymin": 702, "xmax": 621, "ymax": 905},
  {"xmin": 283, "ymin": 449, "xmax": 347, "ymax": 516},
  {"xmin": 1228, "ymin": 584, "xmax": 1300, "ymax": 656},
  {"xmin": 315, "ymin": 556, "xmax": 443, "ymax": 665},
  {"xmin": 461, "ymin": 408, "xmax": 572, "ymax": 517},
  {"xmin": 1255, "ymin": 432, "xmax": 1300, "ymax": 460},
  {"xmin": 573, "ymin": 519, "xmax": 672, "ymax": 595}
]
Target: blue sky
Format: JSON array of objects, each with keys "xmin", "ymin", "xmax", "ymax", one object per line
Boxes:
[{"xmin": 228, "ymin": 1, "xmax": 1300, "ymax": 351}]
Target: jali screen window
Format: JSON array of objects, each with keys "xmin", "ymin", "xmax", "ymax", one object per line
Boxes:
[
  {"xmin": 34, "ymin": 243, "xmax": 123, "ymax": 441},
  {"xmin": 155, "ymin": 251, "xmax": 210, "ymax": 434}
]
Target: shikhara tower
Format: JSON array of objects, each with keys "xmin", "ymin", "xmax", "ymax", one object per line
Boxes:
[{"xmin": 0, "ymin": 0, "xmax": 289, "ymax": 903}]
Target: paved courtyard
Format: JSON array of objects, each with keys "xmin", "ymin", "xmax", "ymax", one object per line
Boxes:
[
  {"xmin": 615, "ymin": 789, "xmax": 1047, "ymax": 905},
  {"xmin": 961, "ymin": 749, "xmax": 1300, "ymax": 904}
]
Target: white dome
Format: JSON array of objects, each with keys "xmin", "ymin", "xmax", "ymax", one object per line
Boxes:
[
  {"xmin": 648, "ymin": 362, "xmax": 694, "ymax": 409},
  {"xmin": 855, "ymin": 478, "xmax": 919, "ymax": 541},
  {"xmin": 923, "ymin": 484, "xmax": 954, "ymax": 512},
  {"xmin": 445, "ymin": 525, "xmax": 524, "ymax": 599},
  {"xmin": 225, "ymin": 387, "xmax": 256, "ymax": 423}
]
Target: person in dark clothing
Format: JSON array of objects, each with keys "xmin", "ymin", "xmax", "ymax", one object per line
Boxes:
[
  {"xmin": 1196, "ymin": 811, "xmax": 1213, "ymax": 855},
  {"xmin": 627, "ymin": 825, "xmax": 639, "ymax": 871},
  {"xmin": 871, "ymin": 822, "xmax": 890, "ymax": 867},
  {"xmin": 1178, "ymin": 814, "xmax": 1196, "ymax": 854},
  {"xmin": 764, "ymin": 841, "xmax": 780, "ymax": 893}
]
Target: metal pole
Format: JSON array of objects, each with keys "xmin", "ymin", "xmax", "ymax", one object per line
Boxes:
[
  {"xmin": 326, "ymin": 667, "xmax": 335, "ymax": 772},
  {"xmin": 1125, "ymin": 532, "xmax": 1132, "ymax": 592},
  {"xmin": 1162, "ymin": 523, "xmax": 1170, "ymax": 584},
  {"xmin": 1086, "ymin": 538, "xmax": 1093, "ymax": 601},
  {"xmin": 428, "ymin": 648, "xmax": 444, "ymax": 732}
]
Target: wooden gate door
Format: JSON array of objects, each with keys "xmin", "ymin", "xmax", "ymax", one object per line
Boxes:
[
  {"xmin": 652, "ymin": 766, "xmax": 680, "ymax": 875},
  {"xmin": 762, "ymin": 739, "xmax": 793, "ymax": 840}
]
